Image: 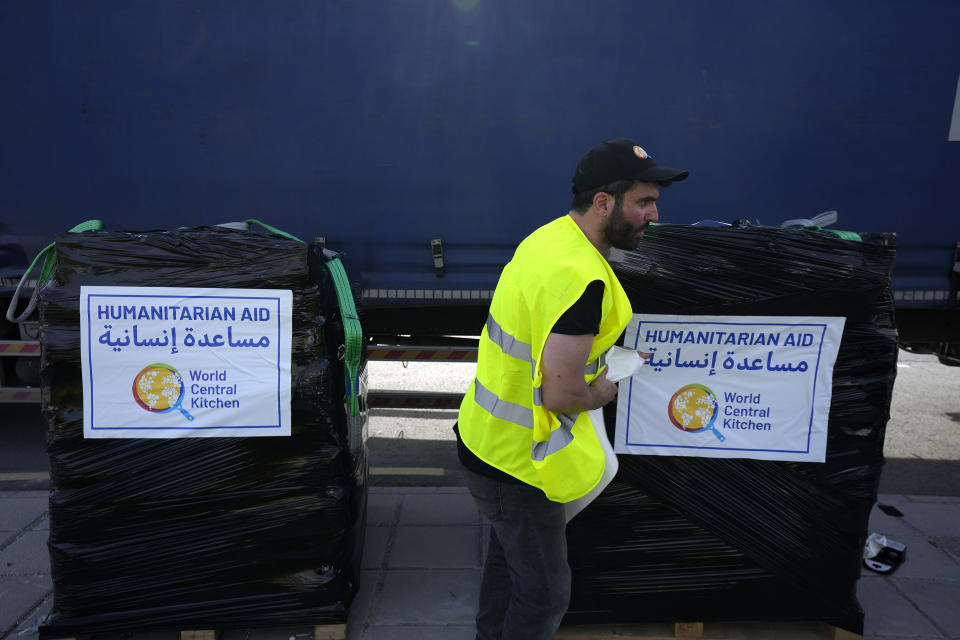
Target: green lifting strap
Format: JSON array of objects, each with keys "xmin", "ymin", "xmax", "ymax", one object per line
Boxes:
[
  {"xmin": 325, "ymin": 257, "xmax": 363, "ymax": 417},
  {"xmin": 5, "ymin": 220, "xmax": 104, "ymax": 323},
  {"xmin": 242, "ymin": 219, "xmax": 361, "ymax": 416},
  {"xmin": 244, "ymin": 219, "xmax": 304, "ymax": 243},
  {"xmin": 801, "ymin": 225, "xmax": 862, "ymax": 242}
]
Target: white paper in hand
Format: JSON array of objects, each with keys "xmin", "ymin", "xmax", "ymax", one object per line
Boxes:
[{"xmin": 604, "ymin": 345, "xmax": 645, "ymax": 382}]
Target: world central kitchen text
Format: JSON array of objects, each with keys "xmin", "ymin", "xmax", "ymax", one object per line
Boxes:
[{"xmin": 189, "ymin": 369, "xmax": 239, "ymax": 409}]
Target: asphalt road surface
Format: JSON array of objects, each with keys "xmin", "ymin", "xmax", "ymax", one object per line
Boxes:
[{"xmin": 1, "ymin": 349, "xmax": 958, "ymax": 495}]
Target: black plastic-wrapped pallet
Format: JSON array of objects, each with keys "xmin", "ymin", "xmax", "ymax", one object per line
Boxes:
[
  {"xmin": 566, "ymin": 225, "xmax": 897, "ymax": 635},
  {"xmin": 38, "ymin": 226, "xmax": 367, "ymax": 637}
]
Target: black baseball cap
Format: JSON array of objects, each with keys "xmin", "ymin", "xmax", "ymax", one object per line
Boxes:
[{"xmin": 571, "ymin": 138, "xmax": 689, "ymax": 193}]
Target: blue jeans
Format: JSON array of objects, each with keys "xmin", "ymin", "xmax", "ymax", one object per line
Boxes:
[{"xmin": 464, "ymin": 468, "xmax": 571, "ymax": 640}]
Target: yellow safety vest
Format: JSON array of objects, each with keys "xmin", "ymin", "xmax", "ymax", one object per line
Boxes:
[{"xmin": 458, "ymin": 215, "xmax": 632, "ymax": 502}]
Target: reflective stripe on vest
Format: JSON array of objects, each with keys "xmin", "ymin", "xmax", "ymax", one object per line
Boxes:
[
  {"xmin": 486, "ymin": 314, "xmax": 534, "ymax": 366},
  {"xmin": 531, "ymin": 412, "xmax": 577, "ymax": 461},
  {"xmin": 474, "ymin": 377, "xmax": 579, "ymax": 461},
  {"xmin": 474, "ymin": 378, "xmax": 534, "ymax": 428}
]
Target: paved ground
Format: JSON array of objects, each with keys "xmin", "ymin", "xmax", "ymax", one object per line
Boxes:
[{"xmin": 2, "ymin": 487, "xmax": 959, "ymax": 640}]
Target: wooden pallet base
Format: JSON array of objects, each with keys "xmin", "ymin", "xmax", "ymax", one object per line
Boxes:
[
  {"xmin": 59, "ymin": 625, "xmax": 348, "ymax": 640},
  {"xmin": 828, "ymin": 626, "xmax": 862, "ymax": 640},
  {"xmin": 180, "ymin": 632, "xmax": 219, "ymax": 640},
  {"xmin": 60, "ymin": 620, "xmax": 860, "ymax": 640},
  {"xmin": 312, "ymin": 626, "xmax": 347, "ymax": 640},
  {"xmin": 555, "ymin": 621, "xmax": 861, "ymax": 639},
  {"xmin": 555, "ymin": 623, "xmax": 702, "ymax": 640},
  {"xmin": 178, "ymin": 627, "xmax": 346, "ymax": 640}
]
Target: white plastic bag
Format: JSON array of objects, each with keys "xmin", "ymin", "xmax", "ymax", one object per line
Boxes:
[{"xmin": 563, "ymin": 346, "xmax": 645, "ymax": 521}]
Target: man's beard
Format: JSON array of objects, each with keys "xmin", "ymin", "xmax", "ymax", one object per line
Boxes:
[{"xmin": 603, "ymin": 197, "xmax": 647, "ymax": 251}]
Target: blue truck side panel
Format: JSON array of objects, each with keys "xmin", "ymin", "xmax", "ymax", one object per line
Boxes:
[{"xmin": 2, "ymin": 1, "xmax": 958, "ymax": 309}]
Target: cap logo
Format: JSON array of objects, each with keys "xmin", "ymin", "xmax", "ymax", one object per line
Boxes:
[{"xmin": 633, "ymin": 145, "xmax": 649, "ymax": 159}]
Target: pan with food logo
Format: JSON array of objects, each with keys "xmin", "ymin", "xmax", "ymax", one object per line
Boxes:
[
  {"xmin": 667, "ymin": 383, "xmax": 725, "ymax": 441},
  {"xmin": 132, "ymin": 363, "xmax": 195, "ymax": 421}
]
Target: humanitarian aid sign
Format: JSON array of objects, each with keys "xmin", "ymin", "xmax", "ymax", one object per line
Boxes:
[
  {"xmin": 80, "ymin": 286, "xmax": 292, "ymax": 438},
  {"xmin": 614, "ymin": 314, "xmax": 845, "ymax": 462}
]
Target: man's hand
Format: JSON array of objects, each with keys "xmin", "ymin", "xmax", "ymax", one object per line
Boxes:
[{"xmin": 587, "ymin": 371, "xmax": 619, "ymax": 407}]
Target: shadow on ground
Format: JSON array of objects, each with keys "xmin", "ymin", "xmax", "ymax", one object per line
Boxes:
[
  {"xmin": 4, "ymin": 403, "xmax": 959, "ymax": 497},
  {"xmin": 366, "ymin": 436, "xmax": 960, "ymax": 497}
]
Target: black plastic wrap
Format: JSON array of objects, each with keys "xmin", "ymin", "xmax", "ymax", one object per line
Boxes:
[
  {"xmin": 38, "ymin": 227, "xmax": 368, "ymax": 637},
  {"xmin": 567, "ymin": 225, "xmax": 897, "ymax": 634}
]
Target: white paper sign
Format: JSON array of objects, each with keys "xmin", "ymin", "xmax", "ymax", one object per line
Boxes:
[
  {"xmin": 614, "ymin": 314, "xmax": 845, "ymax": 462},
  {"xmin": 80, "ymin": 286, "xmax": 292, "ymax": 438}
]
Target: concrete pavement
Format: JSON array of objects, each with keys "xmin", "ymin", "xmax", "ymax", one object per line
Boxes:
[{"xmin": 2, "ymin": 487, "xmax": 958, "ymax": 640}]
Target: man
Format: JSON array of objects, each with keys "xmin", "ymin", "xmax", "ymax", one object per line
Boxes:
[{"xmin": 455, "ymin": 138, "xmax": 689, "ymax": 640}]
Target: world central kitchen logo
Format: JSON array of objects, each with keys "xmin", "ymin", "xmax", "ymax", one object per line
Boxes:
[
  {"xmin": 132, "ymin": 363, "xmax": 195, "ymax": 421},
  {"xmin": 667, "ymin": 384, "xmax": 725, "ymax": 441},
  {"xmin": 132, "ymin": 364, "xmax": 240, "ymax": 420},
  {"xmin": 667, "ymin": 384, "xmax": 774, "ymax": 442}
]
